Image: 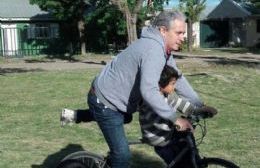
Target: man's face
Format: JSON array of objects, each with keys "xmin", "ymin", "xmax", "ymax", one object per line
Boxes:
[{"xmin": 161, "ymin": 19, "xmax": 186, "ymax": 51}]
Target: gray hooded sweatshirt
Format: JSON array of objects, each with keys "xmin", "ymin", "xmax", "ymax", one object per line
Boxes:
[{"xmin": 94, "ymin": 26, "xmax": 202, "ymax": 123}]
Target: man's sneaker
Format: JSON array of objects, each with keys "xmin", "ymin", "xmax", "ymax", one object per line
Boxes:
[{"xmin": 60, "ymin": 108, "xmax": 76, "ymax": 126}]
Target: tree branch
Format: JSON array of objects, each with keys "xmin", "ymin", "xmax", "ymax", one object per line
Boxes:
[
  {"xmin": 110, "ymin": 0, "xmax": 128, "ymax": 12},
  {"xmin": 133, "ymin": 0, "xmax": 143, "ymax": 14}
]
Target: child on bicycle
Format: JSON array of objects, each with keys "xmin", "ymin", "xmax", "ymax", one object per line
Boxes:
[{"xmin": 139, "ymin": 65, "xmax": 217, "ymax": 166}]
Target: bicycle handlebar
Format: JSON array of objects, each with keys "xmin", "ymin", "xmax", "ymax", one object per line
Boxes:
[
  {"xmin": 175, "ymin": 112, "xmax": 212, "ymax": 132},
  {"xmin": 189, "ymin": 112, "xmax": 212, "ymax": 123}
]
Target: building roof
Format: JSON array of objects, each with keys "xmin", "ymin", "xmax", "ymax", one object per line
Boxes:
[
  {"xmin": 200, "ymin": 5, "xmax": 216, "ymax": 20},
  {"xmin": 0, "ymin": 0, "xmax": 55, "ymax": 21},
  {"xmin": 206, "ymin": 0, "xmax": 260, "ymax": 20}
]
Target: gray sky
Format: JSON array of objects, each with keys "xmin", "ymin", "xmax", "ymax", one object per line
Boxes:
[{"xmin": 165, "ymin": 0, "xmax": 220, "ymax": 8}]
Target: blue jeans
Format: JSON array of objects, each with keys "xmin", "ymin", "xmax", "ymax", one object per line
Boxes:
[{"xmin": 88, "ymin": 93, "xmax": 131, "ymax": 168}]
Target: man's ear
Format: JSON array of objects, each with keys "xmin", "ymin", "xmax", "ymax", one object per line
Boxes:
[{"xmin": 159, "ymin": 26, "xmax": 167, "ymax": 37}]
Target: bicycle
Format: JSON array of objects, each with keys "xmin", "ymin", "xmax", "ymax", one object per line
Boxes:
[{"xmin": 57, "ymin": 112, "xmax": 240, "ymax": 168}]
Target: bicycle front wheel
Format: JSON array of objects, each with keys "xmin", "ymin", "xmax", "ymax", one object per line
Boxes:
[
  {"xmin": 59, "ymin": 151, "xmax": 110, "ymax": 168},
  {"xmin": 199, "ymin": 157, "xmax": 239, "ymax": 168}
]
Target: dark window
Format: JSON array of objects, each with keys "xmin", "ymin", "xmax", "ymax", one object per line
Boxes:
[
  {"xmin": 257, "ymin": 19, "xmax": 260, "ymax": 33},
  {"xmin": 27, "ymin": 23, "xmax": 59, "ymax": 39}
]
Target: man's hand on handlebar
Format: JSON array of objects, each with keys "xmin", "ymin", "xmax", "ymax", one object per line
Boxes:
[
  {"xmin": 174, "ymin": 105, "xmax": 217, "ymax": 132},
  {"xmin": 174, "ymin": 118, "xmax": 194, "ymax": 132}
]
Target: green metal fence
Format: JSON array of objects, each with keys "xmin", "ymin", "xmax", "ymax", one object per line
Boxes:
[{"xmin": 0, "ymin": 25, "xmax": 75, "ymax": 57}]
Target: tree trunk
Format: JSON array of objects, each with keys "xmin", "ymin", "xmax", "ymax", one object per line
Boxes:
[
  {"xmin": 126, "ymin": 11, "xmax": 137, "ymax": 45},
  {"xmin": 110, "ymin": 0, "xmax": 142, "ymax": 46},
  {"xmin": 78, "ymin": 18, "xmax": 86, "ymax": 55},
  {"xmin": 187, "ymin": 19, "xmax": 193, "ymax": 52}
]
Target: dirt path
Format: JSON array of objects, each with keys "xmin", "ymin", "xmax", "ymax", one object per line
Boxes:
[
  {"xmin": 0, "ymin": 57, "xmax": 109, "ymax": 74},
  {"xmin": 0, "ymin": 61, "xmax": 105, "ymax": 71},
  {"xmin": 0, "ymin": 53, "xmax": 259, "ymax": 74}
]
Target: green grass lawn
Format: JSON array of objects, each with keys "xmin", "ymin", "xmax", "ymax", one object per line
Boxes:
[{"xmin": 0, "ymin": 61, "xmax": 259, "ymax": 167}]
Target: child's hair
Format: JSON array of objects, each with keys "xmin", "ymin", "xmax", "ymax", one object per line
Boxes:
[{"xmin": 159, "ymin": 65, "xmax": 181, "ymax": 88}]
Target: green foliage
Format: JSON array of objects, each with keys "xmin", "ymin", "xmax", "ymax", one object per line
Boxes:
[
  {"xmin": 136, "ymin": 7, "xmax": 148, "ymax": 37},
  {"xmin": 234, "ymin": 0, "xmax": 260, "ymax": 8},
  {"xmin": 179, "ymin": 0, "xmax": 206, "ymax": 51},
  {"xmin": 146, "ymin": 0, "xmax": 169, "ymax": 13},
  {"xmin": 30, "ymin": 0, "xmax": 91, "ymax": 20},
  {"xmin": 179, "ymin": 0, "xmax": 206, "ymax": 23},
  {"xmin": 85, "ymin": 4, "xmax": 127, "ymax": 52},
  {"xmin": 137, "ymin": 0, "xmax": 170, "ymax": 36},
  {"xmin": 127, "ymin": 0, "xmax": 136, "ymax": 12},
  {"xmin": 250, "ymin": 0, "xmax": 260, "ymax": 8},
  {"xmin": 125, "ymin": 0, "xmax": 168, "ymax": 13},
  {"xmin": 29, "ymin": 0, "xmax": 169, "ymax": 52},
  {"xmin": 179, "ymin": 37, "xmax": 188, "ymax": 51},
  {"xmin": 83, "ymin": 0, "xmax": 170, "ymax": 52}
]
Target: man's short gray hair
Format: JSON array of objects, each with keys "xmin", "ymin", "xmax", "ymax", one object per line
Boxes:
[{"xmin": 152, "ymin": 11, "xmax": 186, "ymax": 29}]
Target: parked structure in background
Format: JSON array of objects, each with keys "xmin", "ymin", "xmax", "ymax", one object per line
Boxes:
[
  {"xmin": 0, "ymin": 0, "xmax": 73, "ymax": 57},
  {"xmin": 167, "ymin": 0, "xmax": 260, "ymax": 49},
  {"xmin": 200, "ymin": 0, "xmax": 260, "ymax": 48}
]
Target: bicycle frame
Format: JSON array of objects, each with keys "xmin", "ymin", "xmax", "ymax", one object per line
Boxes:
[
  {"xmin": 59, "ymin": 124, "xmax": 239, "ymax": 168},
  {"xmin": 167, "ymin": 131, "xmax": 201, "ymax": 168},
  {"xmin": 59, "ymin": 107, "xmax": 241, "ymax": 168}
]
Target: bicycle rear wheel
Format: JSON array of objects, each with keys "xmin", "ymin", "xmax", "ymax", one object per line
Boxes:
[
  {"xmin": 59, "ymin": 151, "xmax": 110, "ymax": 168},
  {"xmin": 199, "ymin": 157, "xmax": 239, "ymax": 168}
]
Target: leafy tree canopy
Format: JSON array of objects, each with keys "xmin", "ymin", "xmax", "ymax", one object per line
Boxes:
[
  {"xmin": 249, "ymin": 0, "xmax": 260, "ymax": 8},
  {"xmin": 30, "ymin": 0, "xmax": 91, "ymax": 20},
  {"xmin": 179, "ymin": 0, "xmax": 206, "ymax": 22}
]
